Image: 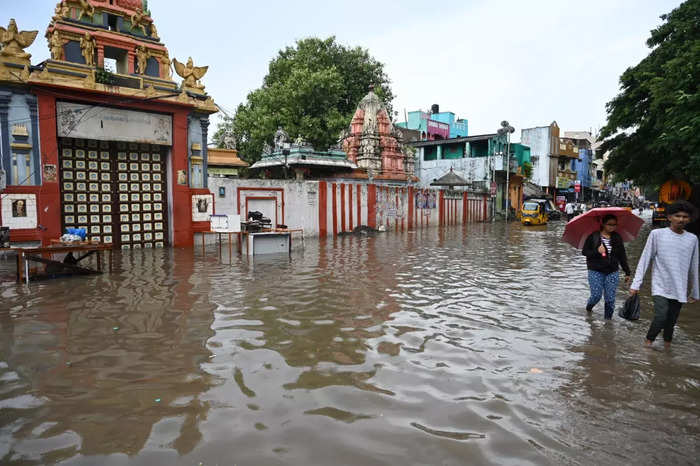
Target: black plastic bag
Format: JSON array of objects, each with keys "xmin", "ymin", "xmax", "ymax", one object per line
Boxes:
[{"xmin": 619, "ymin": 294, "xmax": 640, "ymax": 320}]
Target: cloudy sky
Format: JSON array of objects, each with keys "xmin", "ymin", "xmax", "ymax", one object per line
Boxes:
[{"xmin": 8, "ymin": 0, "xmax": 682, "ymax": 140}]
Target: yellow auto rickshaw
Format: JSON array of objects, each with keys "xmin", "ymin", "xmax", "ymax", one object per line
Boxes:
[{"xmin": 521, "ymin": 200, "xmax": 548, "ymax": 226}]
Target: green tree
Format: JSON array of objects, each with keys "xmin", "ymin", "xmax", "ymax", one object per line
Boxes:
[
  {"xmin": 600, "ymin": 0, "xmax": 700, "ymax": 185},
  {"xmin": 212, "ymin": 37, "xmax": 394, "ymax": 166}
]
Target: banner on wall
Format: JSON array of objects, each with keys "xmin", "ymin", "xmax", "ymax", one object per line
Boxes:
[{"xmin": 57, "ymin": 102, "xmax": 173, "ymax": 146}]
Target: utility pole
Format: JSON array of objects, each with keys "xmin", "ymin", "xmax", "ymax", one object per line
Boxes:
[{"xmin": 498, "ymin": 121, "xmax": 515, "ymax": 222}]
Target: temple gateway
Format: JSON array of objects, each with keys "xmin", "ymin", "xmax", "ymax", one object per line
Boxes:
[{"xmin": 0, "ymin": 0, "xmax": 220, "ymax": 248}]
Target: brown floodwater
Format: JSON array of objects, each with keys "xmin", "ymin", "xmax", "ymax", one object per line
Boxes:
[{"xmin": 0, "ymin": 219, "xmax": 698, "ymax": 465}]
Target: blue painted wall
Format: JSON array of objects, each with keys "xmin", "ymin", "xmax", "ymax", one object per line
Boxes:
[
  {"xmin": 399, "ymin": 110, "xmax": 468, "ymax": 138},
  {"xmin": 574, "ymin": 148, "xmax": 592, "ymax": 188},
  {"xmin": 0, "ymin": 87, "xmax": 40, "ymax": 186}
]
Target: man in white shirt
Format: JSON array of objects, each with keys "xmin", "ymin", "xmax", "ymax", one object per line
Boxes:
[
  {"xmin": 630, "ymin": 200, "xmax": 699, "ymax": 348},
  {"xmin": 565, "ymin": 202, "xmax": 575, "ymax": 221}
]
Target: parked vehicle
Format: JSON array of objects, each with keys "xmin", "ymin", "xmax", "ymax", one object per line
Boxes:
[{"xmin": 521, "ymin": 200, "xmax": 548, "ymax": 226}]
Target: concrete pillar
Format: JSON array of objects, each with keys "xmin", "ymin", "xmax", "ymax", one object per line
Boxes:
[
  {"xmin": 437, "ymin": 145, "xmax": 442, "ymax": 160},
  {"xmin": 200, "ymin": 118, "xmax": 209, "ymax": 189}
]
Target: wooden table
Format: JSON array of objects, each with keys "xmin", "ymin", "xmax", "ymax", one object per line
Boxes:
[{"xmin": 15, "ymin": 242, "xmax": 113, "ymax": 284}]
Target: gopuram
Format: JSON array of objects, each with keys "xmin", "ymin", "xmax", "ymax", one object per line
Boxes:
[
  {"xmin": 342, "ymin": 87, "xmax": 415, "ymax": 181},
  {"xmin": 0, "ymin": 0, "xmax": 219, "ymax": 248}
]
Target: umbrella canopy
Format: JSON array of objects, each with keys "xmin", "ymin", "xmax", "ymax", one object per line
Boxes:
[
  {"xmin": 430, "ymin": 168, "xmax": 469, "ymax": 187},
  {"xmin": 562, "ymin": 207, "xmax": 644, "ymax": 249}
]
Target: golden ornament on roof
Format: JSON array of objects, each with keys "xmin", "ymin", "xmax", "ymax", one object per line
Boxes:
[
  {"xmin": 0, "ymin": 19, "xmax": 38, "ymax": 63},
  {"xmin": 173, "ymin": 57, "xmax": 208, "ymax": 91}
]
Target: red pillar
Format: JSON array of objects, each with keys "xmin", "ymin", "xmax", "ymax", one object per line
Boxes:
[
  {"xmin": 171, "ymin": 111, "xmax": 192, "ymax": 247},
  {"xmin": 483, "ymin": 195, "xmax": 488, "ymax": 222},
  {"xmin": 356, "ymin": 185, "xmax": 362, "ymax": 227},
  {"xmin": 331, "ymin": 182, "xmax": 338, "ymax": 237},
  {"xmin": 408, "ymin": 186, "xmax": 414, "ymax": 229},
  {"xmin": 367, "ymin": 184, "xmax": 377, "ymax": 229},
  {"xmin": 439, "ymin": 190, "xmax": 445, "ymax": 226},
  {"xmin": 348, "ymin": 184, "xmax": 353, "ymax": 231},
  {"xmin": 36, "ymin": 92, "xmax": 61, "ymax": 245},
  {"xmin": 319, "ymin": 181, "xmax": 328, "ymax": 237},
  {"xmin": 463, "ymin": 191, "xmax": 468, "ymax": 224},
  {"xmin": 340, "ymin": 183, "xmax": 346, "ymax": 233}
]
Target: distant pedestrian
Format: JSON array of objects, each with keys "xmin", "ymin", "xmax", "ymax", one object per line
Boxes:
[
  {"xmin": 582, "ymin": 214, "xmax": 631, "ymax": 319},
  {"xmin": 630, "ymin": 200, "xmax": 699, "ymax": 348},
  {"xmin": 565, "ymin": 202, "xmax": 575, "ymax": 221}
]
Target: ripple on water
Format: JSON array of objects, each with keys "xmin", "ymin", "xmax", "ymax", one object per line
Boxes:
[{"xmin": 0, "ymin": 221, "xmax": 697, "ymax": 465}]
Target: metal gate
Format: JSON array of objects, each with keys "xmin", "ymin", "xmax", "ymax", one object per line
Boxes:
[{"xmin": 59, "ymin": 139, "xmax": 168, "ymax": 249}]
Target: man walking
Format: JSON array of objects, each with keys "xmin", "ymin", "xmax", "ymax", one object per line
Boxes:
[
  {"xmin": 630, "ymin": 200, "xmax": 699, "ymax": 348},
  {"xmin": 565, "ymin": 201, "xmax": 575, "ymax": 221}
]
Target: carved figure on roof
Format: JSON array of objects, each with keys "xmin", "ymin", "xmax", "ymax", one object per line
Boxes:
[
  {"xmin": 80, "ymin": 0, "xmax": 95, "ymax": 20},
  {"xmin": 135, "ymin": 45, "xmax": 148, "ymax": 74},
  {"xmin": 150, "ymin": 22, "xmax": 159, "ymax": 40},
  {"xmin": 223, "ymin": 129, "xmax": 236, "ymax": 150},
  {"xmin": 0, "ymin": 19, "xmax": 38, "ymax": 63},
  {"xmin": 80, "ymin": 32, "xmax": 95, "ymax": 67},
  {"xmin": 294, "ymin": 134, "xmax": 306, "ymax": 146},
  {"xmin": 49, "ymin": 30, "xmax": 67, "ymax": 60},
  {"xmin": 160, "ymin": 53, "xmax": 172, "ymax": 79},
  {"xmin": 273, "ymin": 126, "xmax": 289, "ymax": 151},
  {"xmin": 262, "ymin": 142, "xmax": 273, "ymax": 155},
  {"xmin": 53, "ymin": 2, "xmax": 70, "ymax": 21},
  {"xmin": 130, "ymin": 8, "xmax": 149, "ymax": 36},
  {"xmin": 173, "ymin": 57, "xmax": 207, "ymax": 90}
]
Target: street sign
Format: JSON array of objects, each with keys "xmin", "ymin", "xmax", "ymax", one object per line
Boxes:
[{"xmin": 490, "ymin": 182, "xmax": 497, "ymax": 197}]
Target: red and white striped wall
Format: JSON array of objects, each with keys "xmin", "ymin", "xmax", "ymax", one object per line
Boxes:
[{"xmin": 318, "ymin": 181, "xmax": 489, "ymax": 237}]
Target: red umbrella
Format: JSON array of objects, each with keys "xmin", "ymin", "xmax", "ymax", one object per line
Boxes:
[{"xmin": 562, "ymin": 207, "xmax": 644, "ymax": 249}]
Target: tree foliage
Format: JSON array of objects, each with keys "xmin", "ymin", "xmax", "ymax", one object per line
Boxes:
[
  {"xmin": 600, "ymin": 0, "xmax": 700, "ymax": 185},
  {"xmin": 213, "ymin": 37, "xmax": 394, "ymax": 166}
]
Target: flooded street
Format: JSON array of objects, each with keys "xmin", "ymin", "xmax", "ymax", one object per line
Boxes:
[{"xmin": 0, "ymin": 220, "xmax": 698, "ymax": 465}]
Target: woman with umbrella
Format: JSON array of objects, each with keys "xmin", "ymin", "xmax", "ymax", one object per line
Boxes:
[
  {"xmin": 563, "ymin": 208, "xmax": 643, "ymax": 318},
  {"xmin": 581, "ymin": 214, "xmax": 632, "ymax": 318}
]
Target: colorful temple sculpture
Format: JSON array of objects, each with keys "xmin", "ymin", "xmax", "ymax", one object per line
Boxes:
[
  {"xmin": 0, "ymin": 1, "xmax": 220, "ymax": 248},
  {"xmin": 342, "ymin": 87, "xmax": 415, "ymax": 181},
  {"xmin": 250, "ymin": 87, "xmax": 416, "ymax": 182}
]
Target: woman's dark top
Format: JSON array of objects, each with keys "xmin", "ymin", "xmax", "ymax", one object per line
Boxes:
[{"xmin": 582, "ymin": 231, "xmax": 631, "ymax": 275}]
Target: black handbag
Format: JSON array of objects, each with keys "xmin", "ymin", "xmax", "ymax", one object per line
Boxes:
[{"xmin": 618, "ymin": 294, "xmax": 641, "ymax": 320}]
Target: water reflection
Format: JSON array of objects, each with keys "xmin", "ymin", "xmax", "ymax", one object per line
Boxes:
[{"xmin": 0, "ymin": 220, "xmax": 698, "ymax": 465}]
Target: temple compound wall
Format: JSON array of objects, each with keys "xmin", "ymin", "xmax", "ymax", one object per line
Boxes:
[{"xmin": 208, "ymin": 177, "xmax": 490, "ymax": 238}]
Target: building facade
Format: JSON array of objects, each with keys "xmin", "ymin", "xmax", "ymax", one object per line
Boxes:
[
  {"xmin": 397, "ymin": 105, "xmax": 468, "ymax": 140},
  {"xmin": 521, "ymin": 122, "xmax": 560, "ymax": 193},
  {"xmin": 0, "ymin": 0, "xmax": 218, "ymax": 248}
]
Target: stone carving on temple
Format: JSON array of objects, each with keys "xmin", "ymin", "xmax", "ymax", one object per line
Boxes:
[
  {"xmin": 52, "ymin": 2, "xmax": 70, "ymax": 22},
  {"xmin": 130, "ymin": 8, "xmax": 149, "ymax": 36},
  {"xmin": 63, "ymin": 0, "xmax": 96, "ymax": 21},
  {"xmin": 160, "ymin": 52, "xmax": 172, "ymax": 79},
  {"xmin": 223, "ymin": 129, "xmax": 237, "ymax": 150},
  {"xmin": 341, "ymin": 87, "xmax": 415, "ymax": 179},
  {"xmin": 135, "ymin": 45, "xmax": 148, "ymax": 74},
  {"xmin": 48, "ymin": 30, "xmax": 67, "ymax": 60},
  {"xmin": 173, "ymin": 57, "xmax": 208, "ymax": 91},
  {"xmin": 80, "ymin": 32, "xmax": 96, "ymax": 67},
  {"xmin": 150, "ymin": 22, "xmax": 159, "ymax": 40},
  {"xmin": 273, "ymin": 126, "xmax": 289, "ymax": 151},
  {"xmin": 0, "ymin": 19, "xmax": 39, "ymax": 65}
]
